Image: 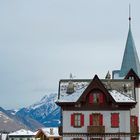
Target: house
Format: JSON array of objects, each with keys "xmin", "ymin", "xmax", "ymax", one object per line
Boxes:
[
  {"xmin": 56, "ymin": 75, "xmax": 138, "ymax": 140},
  {"xmin": 35, "ymin": 127, "xmax": 62, "ymax": 140},
  {"xmin": 8, "ymin": 129, "xmax": 35, "ymax": 140},
  {"xmin": 56, "ymin": 9, "xmax": 140, "ymax": 140}
]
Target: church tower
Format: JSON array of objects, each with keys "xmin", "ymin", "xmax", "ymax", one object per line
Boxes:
[
  {"xmin": 112, "ymin": 7, "xmax": 140, "ymax": 138},
  {"xmin": 113, "ymin": 5, "xmax": 140, "ymax": 79}
]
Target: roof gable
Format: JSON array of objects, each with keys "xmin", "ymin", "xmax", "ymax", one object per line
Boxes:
[
  {"xmin": 78, "ymin": 75, "xmax": 111, "ymax": 102},
  {"xmin": 125, "ymin": 68, "xmax": 140, "ymax": 87},
  {"xmin": 125, "ymin": 68, "xmax": 139, "ymax": 80}
]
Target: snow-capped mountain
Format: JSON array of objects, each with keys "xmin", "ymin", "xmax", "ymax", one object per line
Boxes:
[
  {"xmin": 0, "ymin": 107, "xmax": 26, "ymax": 132},
  {"xmin": 13, "ymin": 93, "xmax": 61, "ymax": 129}
]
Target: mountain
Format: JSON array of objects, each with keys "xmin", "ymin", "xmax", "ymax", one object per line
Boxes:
[
  {"xmin": 11, "ymin": 93, "xmax": 61, "ymax": 129},
  {"xmin": 0, "ymin": 107, "xmax": 26, "ymax": 132}
]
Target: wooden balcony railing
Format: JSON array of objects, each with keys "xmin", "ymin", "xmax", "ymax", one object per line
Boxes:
[{"xmin": 87, "ymin": 125, "xmax": 105, "ymax": 133}]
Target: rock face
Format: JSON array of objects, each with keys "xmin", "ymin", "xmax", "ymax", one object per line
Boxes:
[
  {"xmin": 11, "ymin": 93, "xmax": 61, "ymax": 129},
  {"xmin": 0, "ymin": 107, "xmax": 26, "ymax": 132}
]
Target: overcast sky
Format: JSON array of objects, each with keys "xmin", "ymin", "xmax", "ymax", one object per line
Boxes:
[{"xmin": 0, "ymin": 0, "xmax": 140, "ymax": 109}]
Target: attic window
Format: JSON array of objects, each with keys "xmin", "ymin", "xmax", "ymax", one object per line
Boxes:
[
  {"xmin": 89, "ymin": 93, "xmax": 104, "ymax": 104},
  {"xmin": 129, "ymin": 76, "xmax": 134, "ymax": 80}
]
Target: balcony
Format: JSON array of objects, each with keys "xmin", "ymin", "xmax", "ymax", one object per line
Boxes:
[
  {"xmin": 131, "ymin": 125, "xmax": 139, "ymax": 134},
  {"xmin": 87, "ymin": 125, "xmax": 105, "ymax": 133}
]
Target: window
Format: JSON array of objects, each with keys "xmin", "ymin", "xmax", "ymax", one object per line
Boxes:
[
  {"xmin": 111, "ymin": 113, "xmax": 119, "ymax": 127},
  {"xmin": 71, "ymin": 113, "xmax": 84, "ymax": 127},
  {"xmin": 89, "ymin": 93, "xmax": 104, "ymax": 104},
  {"xmin": 89, "ymin": 114, "xmax": 103, "ymax": 126}
]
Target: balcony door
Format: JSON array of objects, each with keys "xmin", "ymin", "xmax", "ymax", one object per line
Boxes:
[{"xmin": 90, "ymin": 113, "xmax": 103, "ymax": 126}]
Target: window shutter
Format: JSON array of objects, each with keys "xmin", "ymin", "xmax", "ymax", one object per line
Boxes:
[
  {"xmin": 111, "ymin": 114, "xmax": 115, "ymax": 127},
  {"xmin": 99, "ymin": 114, "xmax": 103, "ymax": 126},
  {"xmin": 130, "ymin": 116, "xmax": 133, "ymax": 125},
  {"xmin": 71, "ymin": 114, "xmax": 74, "ymax": 126},
  {"xmin": 90, "ymin": 114, "xmax": 93, "ymax": 125},
  {"xmin": 111, "ymin": 113, "xmax": 119, "ymax": 127},
  {"xmin": 89, "ymin": 94, "xmax": 93, "ymax": 104},
  {"xmin": 116, "ymin": 113, "xmax": 119, "ymax": 127},
  {"xmin": 81, "ymin": 114, "xmax": 84, "ymax": 126},
  {"xmin": 99, "ymin": 94, "xmax": 104, "ymax": 104},
  {"xmin": 135, "ymin": 116, "xmax": 138, "ymax": 126}
]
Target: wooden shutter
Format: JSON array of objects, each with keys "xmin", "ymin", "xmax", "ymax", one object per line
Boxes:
[
  {"xmin": 90, "ymin": 114, "xmax": 93, "ymax": 125},
  {"xmin": 99, "ymin": 114, "xmax": 103, "ymax": 126},
  {"xmin": 71, "ymin": 114, "xmax": 75, "ymax": 126},
  {"xmin": 111, "ymin": 113, "xmax": 119, "ymax": 127},
  {"xmin": 99, "ymin": 94, "xmax": 104, "ymax": 104},
  {"xmin": 115, "ymin": 113, "xmax": 119, "ymax": 127},
  {"xmin": 130, "ymin": 116, "xmax": 133, "ymax": 125},
  {"xmin": 89, "ymin": 94, "xmax": 93, "ymax": 104},
  {"xmin": 81, "ymin": 114, "xmax": 84, "ymax": 126},
  {"xmin": 130, "ymin": 116, "xmax": 138, "ymax": 126},
  {"xmin": 135, "ymin": 116, "xmax": 138, "ymax": 126}
]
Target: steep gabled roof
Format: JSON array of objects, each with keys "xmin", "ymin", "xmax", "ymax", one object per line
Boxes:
[
  {"xmin": 56, "ymin": 75, "xmax": 136, "ymax": 107},
  {"xmin": 119, "ymin": 26, "xmax": 140, "ymax": 77},
  {"xmin": 78, "ymin": 75, "xmax": 110, "ymax": 102}
]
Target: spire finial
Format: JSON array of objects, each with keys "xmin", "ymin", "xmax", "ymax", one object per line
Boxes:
[{"xmin": 129, "ymin": 4, "xmax": 131, "ymax": 28}]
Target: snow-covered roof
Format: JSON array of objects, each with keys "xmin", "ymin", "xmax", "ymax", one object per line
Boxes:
[
  {"xmin": 109, "ymin": 90, "xmax": 136, "ymax": 103},
  {"xmin": 57, "ymin": 85, "xmax": 87, "ymax": 102},
  {"xmin": 57, "ymin": 81, "xmax": 89, "ymax": 103},
  {"xmin": 57, "ymin": 79, "xmax": 135, "ymax": 104},
  {"xmin": 39, "ymin": 127, "xmax": 61, "ymax": 137},
  {"xmin": 9, "ymin": 129, "xmax": 35, "ymax": 136}
]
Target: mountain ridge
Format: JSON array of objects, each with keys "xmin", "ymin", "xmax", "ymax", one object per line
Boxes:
[{"xmin": 8, "ymin": 93, "xmax": 61, "ymax": 130}]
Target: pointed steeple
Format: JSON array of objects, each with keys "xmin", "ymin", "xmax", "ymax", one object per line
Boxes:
[{"xmin": 119, "ymin": 5, "xmax": 140, "ymax": 77}]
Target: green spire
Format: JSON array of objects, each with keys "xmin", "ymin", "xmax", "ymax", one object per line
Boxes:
[{"xmin": 120, "ymin": 6, "xmax": 140, "ymax": 77}]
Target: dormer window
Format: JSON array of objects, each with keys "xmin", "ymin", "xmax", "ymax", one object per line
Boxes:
[
  {"xmin": 66, "ymin": 81, "xmax": 75, "ymax": 94},
  {"xmin": 89, "ymin": 92, "xmax": 104, "ymax": 104}
]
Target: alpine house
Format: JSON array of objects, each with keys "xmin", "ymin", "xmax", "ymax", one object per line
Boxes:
[{"xmin": 56, "ymin": 7, "xmax": 140, "ymax": 140}]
